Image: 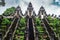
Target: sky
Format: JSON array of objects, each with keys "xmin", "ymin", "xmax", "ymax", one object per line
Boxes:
[{"xmin": 0, "ymin": 0, "xmax": 60, "ymax": 17}]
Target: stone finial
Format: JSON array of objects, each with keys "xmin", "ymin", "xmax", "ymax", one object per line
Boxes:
[{"xmin": 27, "ymin": 2, "xmax": 33, "ymax": 11}]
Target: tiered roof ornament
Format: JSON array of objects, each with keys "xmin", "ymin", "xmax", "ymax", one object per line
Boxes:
[
  {"xmin": 15, "ymin": 5, "xmax": 23, "ymax": 17},
  {"xmin": 38, "ymin": 6, "xmax": 45, "ymax": 15},
  {"xmin": 40, "ymin": 6, "xmax": 45, "ymax": 11},
  {"xmin": 27, "ymin": 2, "xmax": 33, "ymax": 11},
  {"xmin": 24, "ymin": 2, "xmax": 35, "ymax": 17},
  {"xmin": 38, "ymin": 6, "xmax": 47, "ymax": 18},
  {"xmin": 16, "ymin": 5, "xmax": 21, "ymax": 11}
]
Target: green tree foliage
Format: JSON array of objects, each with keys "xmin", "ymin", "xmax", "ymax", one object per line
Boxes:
[
  {"xmin": 47, "ymin": 16, "xmax": 60, "ymax": 28},
  {"xmin": 19, "ymin": 18, "xmax": 26, "ymax": 27},
  {"xmin": 47, "ymin": 16, "xmax": 60, "ymax": 35},
  {"xmin": 1, "ymin": 18, "xmax": 11, "ymax": 25},
  {"xmin": 3, "ymin": 7, "xmax": 15, "ymax": 16},
  {"xmin": 35, "ymin": 18, "xmax": 41, "ymax": 26}
]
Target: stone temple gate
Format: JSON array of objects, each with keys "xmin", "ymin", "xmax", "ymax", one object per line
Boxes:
[{"xmin": 0, "ymin": 2, "xmax": 59, "ymax": 40}]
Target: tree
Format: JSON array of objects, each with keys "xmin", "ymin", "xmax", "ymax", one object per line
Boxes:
[
  {"xmin": 19, "ymin": 18, "xmax": 26, "ymax": 27},
  {"xmin": 3, "ymin": 7, "xmax": 15, "ymax": 16},
  {"xmin": 35, "ymin": 18, "xmax": 41, "ymax": 26},
  {"xmin": 1, "ymin": 18, "xmax": 11, "ymax": 25}
]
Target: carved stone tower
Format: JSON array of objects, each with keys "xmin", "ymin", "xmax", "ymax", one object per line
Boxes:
[
  {"xmin": 38, "ymin": 6, "xmax": 47, "ymax": 19},
  {"xmin": 15, "ymin": 6, "xmax": 23, "ymax": 18}
]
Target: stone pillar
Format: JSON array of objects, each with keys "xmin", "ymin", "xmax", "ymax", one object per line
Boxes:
[{"xmin": 0, "ymin": 33, "xmax": 2, "ymax": 40}]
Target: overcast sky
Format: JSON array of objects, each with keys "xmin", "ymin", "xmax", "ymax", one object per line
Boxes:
[{"xmin": 0, "ymin": 0, "xmax": 60, "ymax": 16}]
